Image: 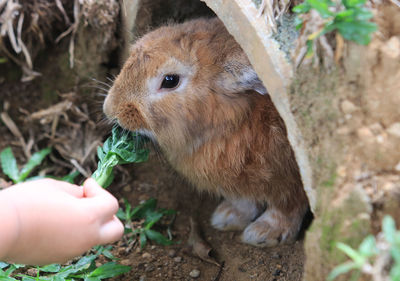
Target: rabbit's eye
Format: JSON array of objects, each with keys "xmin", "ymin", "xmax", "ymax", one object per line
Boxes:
[{"xmin": 160, "ymin": 74, "xmax": 180, "ymax": 89}]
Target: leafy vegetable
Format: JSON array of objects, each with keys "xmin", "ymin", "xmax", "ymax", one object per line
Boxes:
[
  {"xmin": 91, "ymin": 127, "xmax": 149, "ymax": 188},
  {"xmin": 0, "ymin": 147, "xmax": 51, "ymax": 184},
  {"xmin": 117, "ymin": 198, "xmax": 176, "ymax": 249}
]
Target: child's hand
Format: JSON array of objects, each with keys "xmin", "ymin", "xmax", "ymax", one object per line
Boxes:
[{"xmin": 0, "ymin": 178, "xmax": 124, "ymax": 265}]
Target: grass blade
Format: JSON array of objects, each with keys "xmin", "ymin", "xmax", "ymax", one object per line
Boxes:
[
  {"xmin": 18, "ymin": 148, "xmax": 52, "ymax": 182},
  {"xmin": 0, "ymin": 147, "xmax": 20, "ymax": 183},
  {"xmin": 86, "ymin": 262, "xmax": 131, "ymax": 279}
]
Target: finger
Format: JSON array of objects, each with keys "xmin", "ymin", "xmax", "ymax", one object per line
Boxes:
[
  {"xmin": 82, "ymin": 178, "xmax": 119, "ymax": 217},
  {"xmin": 24, "ymin": 178, "xmax": 84, "ymax": 198},
  {"xmin": 98, "ymin": 215, "xmax": 124, "ymax": 244}
]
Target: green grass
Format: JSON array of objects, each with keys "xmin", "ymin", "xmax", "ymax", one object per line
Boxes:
[
  {"xmin": 328, "ymin": 215, "xmax": 400, "ymax": 281},
  {"xmin": 117, "ymin": 198, "xmax": 176, "ymax": 249},
  {"xmin": 0, "ymin": 246, "xmax": 130, "ymax": 281}
]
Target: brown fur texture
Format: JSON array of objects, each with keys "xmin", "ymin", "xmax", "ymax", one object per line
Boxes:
[{"xmin": 104, "ymin": 18, "xmax": 309, "ymax": 246}]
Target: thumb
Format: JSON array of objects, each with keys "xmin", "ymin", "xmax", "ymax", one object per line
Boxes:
[{"xmin": 82, "ymin": 178, "xmax": 119, "ymax": 218}]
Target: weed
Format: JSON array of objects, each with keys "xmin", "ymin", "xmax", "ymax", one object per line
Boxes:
[
  {"xmin": 117, "ymin": 198, "xmax": 176, "ymax": 249},
  {"xmin": 328, "ymin": 215, "xmax": 400, "ymax": 281},
  {"xmin": 0, "ymin": 246, "xmax": 130, "ymax": 281},
  {"xmin": 293, "ymin": 0, "xmax": 377, "ymax": 56}
]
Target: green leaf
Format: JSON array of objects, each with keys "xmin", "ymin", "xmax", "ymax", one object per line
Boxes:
[
  {"xmin": 294, "ymin": 16, "xmax": 304, "ymax": 30},
  {"xmin": 383, "ymin": 215, "xmax": 397, "ymax": 244},
  {"xmin": 391, "ymin": 263, "xmax": 400, "ymax": 281},
  {"xmin": 18, "ymin": 148, "xmax": 52, "ymax": 182},
  {"xmin": 140, "ymin": 232, "xmax": 147, "ymax": 249},
  {"xmin": 0, "ymin": 147, "xmax": 20, "ymax": 183},
  {"xmin": 343, "ymin": 0, "xmax": 366, "ymax": 9},
  {"xmin": 132, "ymin": 198, "xmax": 157, "ymax": 219},
  {"xmin": 292, "ymin": 2, "xmax": 311, "ymax": 13},
  {"xmin": 306, "ymin": 0, "xmax": 333, "ymax": 18},
  {"xmin": 61, "ymin": 171, "xmax": 80, "ymax": 184},
  {"xmin": 358, "ymin": 235, "xmax": 377, "ymax": 257},
  {"xmin": 86, "ymin": 262, "xmax": 131, "ymax": 279},
  {"xmin": 144, "ymin": 211, "xmax": 164, "ymax": 229},
  {"xmin": 0, "ymin": 263, "xmax": 9, "ymax": 270},
  {"xmin": 38, "ymin": 264, "xmax": 61, "ymax": 273},
  {"xmin": 334, "ymin": 20, "xmax": 377, "ymax": 45},
  {"xmin": 327, "ymin": 262, "xmax": 359, "ymax": 281},
  {"xmin": 144, "ymin": 229, "xmax": 173, "ymax": 246},
  {"xmin": 116, "ymin": 208, "xmax": 127, "ymax": 220},
  {"xmin": 336, "ymin": 242, "xmax": 365, "ymax": 265}
]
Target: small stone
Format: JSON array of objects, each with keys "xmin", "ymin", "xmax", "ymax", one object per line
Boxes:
[
  {"xmin": 387, "ymin": 122, "xmax": 400, "ymax": 138},
  {"xmin": 139, "ymin": 275, "xmax": 146, "ymax": 281},
  {"xmin": 120, "ymin": 259, "xmax": 131, "ymax": 266},
  {"xmin": 336, "ymin": 126, "xmax": 350, "ymax": 135},
  {"xmin": 142, "ymin": 252, "xmax": 151, "ymax": 259},
  {"xmin": 381, "ymin": 36, "xmax": 400, "ymax": 58},
  {"xmin": 168, "ymin": 249, "xmax": 176, "ymax": 258},
  {"xmin": 272, "ymin": 269, "xmax": 282, "ymax": 276},
  {"xmin": 27, "ymin": 268, "xmax": 38, "ymax": 276},
  {"xmin": 123, "ymin": 185, "xmax": 132, "ymax": 192},
  {"xmin": 395, "ymin": 162, "xmax": 400, "ymax": 172},
  {"xmin": 174, "ymin": 256, "xmax": 182, "ymax": 263},
  {"xmin": 357, "ymin": 127, "xmax": 374, "ymax": 139},
  {"xmin": 276, "ymin": 264, "xmax": 282, "ymax": 269},
  {"xmin": 336, "ymin": 166, "xmax": 347, "ymax": 178},
  {"xmin": 189, "ymin": 269, "xmax": 200, "ymax": 278},
  {"xmin": 369, "ymin": 123, "xmax": 383, "ymax": 135},
  {"xmin": 145, "ymin": 264, "xmax": 155, "ymax": 272},
  {"xmin": 271, "ymin": 253, "xmax": 281, "ymax": 259},
  {"xmin": 341, "ymin": 100, "xmax": 357, "ymax": 114}
]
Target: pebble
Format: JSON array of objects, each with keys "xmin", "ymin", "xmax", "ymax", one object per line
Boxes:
[
  {"xmin": 27, "ymin": 268, "xmax": 38, "ymax": 276},
  {"xmin": 189, "ymin": 269, "xmax": 200, "ymax": 278},
  {"xmin": 357, "ymin": 127, "xmax": 374, "ymax": 139},
  {"xmin": 341, "ymin": 100, "xmax": 357, "ymax": 114},
  {"xmin": 173, "ymin": 256, "xmax": 182, "ymax": 263},
  {"xmin": 369, "ymin": 122, "xmax": 383, "ymax": 135},
  {"xmin": 123, "ymin": 185, "xmax": 132, "ymax": 192},
  {"xmin": 120, "ymin": 259, "xmax": 131, "ymax": 266},
  {"xmin": 142, "ymin": 252, "xmax": 151, "ymax": 259},
  {"xmin": 145, "ymin": 264, "xmax": 155, "ymax": 272},
  {"xmin": 271, "ymin": 253, "xmax": 281, "ymax": 259},
  {"xmin": 139, "ymin": 275, "xmax": 146, "ymax": 281},
  {"xmin": 168, "ymin": 249, "xmax": 176, "ymax": 258},
  {"xmin": 381, "ymin": 36, "xmax": 400, "ymax": 58},
  {"xmin": 387, "ymin": 122, "xmax": 400, "ymax": 138},
  {"xmin": 395, "ymin": 162, "xmax": 400, "ymax": 172}
]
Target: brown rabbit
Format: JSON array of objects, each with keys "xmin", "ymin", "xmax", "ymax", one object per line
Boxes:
[{"xmin": 104, "ymin": 18, "xmax": 309, "ymax": 247}]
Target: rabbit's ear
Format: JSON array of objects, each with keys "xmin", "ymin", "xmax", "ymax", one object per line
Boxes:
[{"xmin": 217, "ymin": 61, "xmax": 267, "ymax": 95}]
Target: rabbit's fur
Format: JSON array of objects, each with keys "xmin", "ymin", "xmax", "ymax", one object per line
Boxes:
[{"xmin": 104, "ymin": 18, "xmax": 309, "ymax": 247}]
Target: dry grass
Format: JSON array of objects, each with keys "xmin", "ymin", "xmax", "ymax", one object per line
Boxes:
[{"xmin": 0, "ymin": 0, "xmax": 119, "ymax": 81}]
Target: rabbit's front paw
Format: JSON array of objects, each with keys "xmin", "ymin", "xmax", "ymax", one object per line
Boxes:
[
  {"xmin": 211, "ymin": 199, "xmax": 261, "ymax": 231},
  {"xmin": 241, "ymin": 208, "xmax": 301, "ymax": 247}
]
